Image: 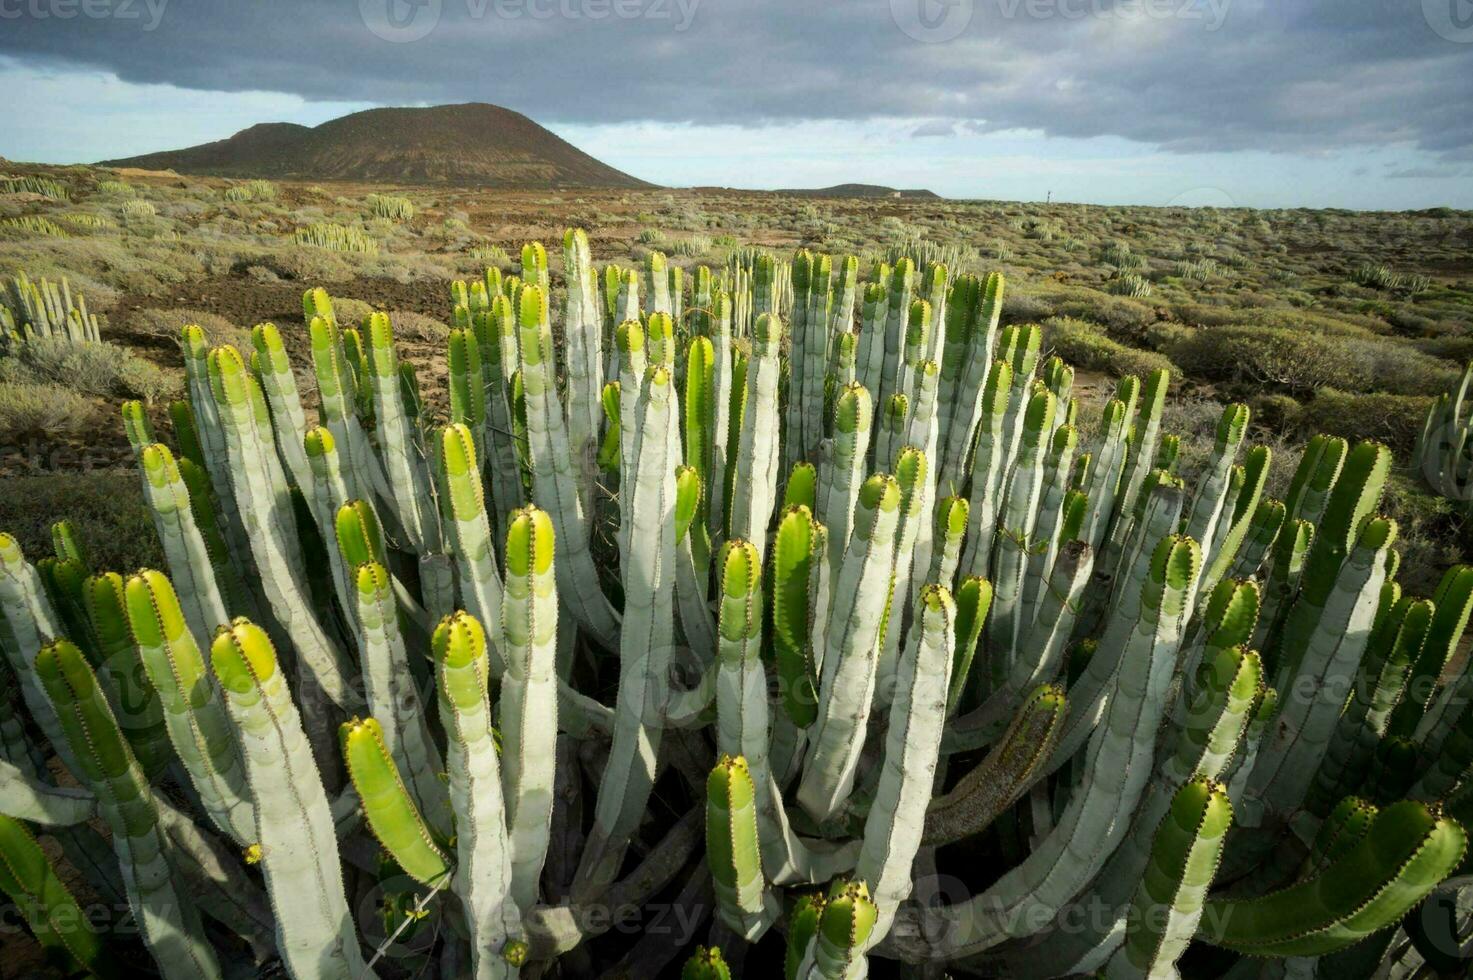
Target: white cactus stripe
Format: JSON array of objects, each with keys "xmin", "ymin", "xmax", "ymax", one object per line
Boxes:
[
  {"xmin": 519, "ymin": 288, "xmax": 620, "ymax": 646},
  {"xmin": 797, "ymin": 479, "xmax": 902, "ymax": 822},
  {"xmin": 579, "ymin": 368, "xmax": 677, "ymax": 892},
  {"xmin": 499, "ymin": 514, "xmax": 560, "ymax": 915},
  {"xmin": 857, "ymin": 587, "xmax": 955, "ymax": 945}
]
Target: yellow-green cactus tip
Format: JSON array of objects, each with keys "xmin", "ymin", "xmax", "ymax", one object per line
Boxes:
[
  {"xmin": 681, "ymin": 946, "xmax": 730, "ymax": 980},
  {"xmin": 506, "ymin": 507, "xmax": 555, "ymax": 577},
  {"xmin": 304, "ymin": 426, "xmax": 335, "ymax": 457},
  {"xmin": 859, "ymin": 473, "xmax": 901, "ymax": 513},
  {"xmin": 719, "ymin": 540, "xmax": 760, "ymax": 598},
  {"xmin": 432, "ymin": 611, "xmax": 486, "ymax": 669},
  {"xmin": 501, "ymin": 939, "xmax": 529, "ymax": 967},
  {"xmin": 210, "ymin": 619, "xmax": 278, "ymax": 693}
]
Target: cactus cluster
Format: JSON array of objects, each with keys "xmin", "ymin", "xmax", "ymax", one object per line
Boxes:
[
  {"xmin": 1352, "ymin": 263, "xmax": 1428, "ymax": 294},
  {"xmin": 1, "ymin": 215, "xmax": 71, "ymax": 238},
  {"xmin": 1418, "ymin": 359, "xmax": 1473, "ymax": 510},
  {"xmin": 121, "ymin": 198, "xmax": 158, "ymax": 221},
  {"xmin": 224, "ymin": 179, "xmax": 278, "ymax": 203},
  {"xmin": 1107, "ymin": 271, "xmax": 1154, "ymax": 298},
  {"xmin": 2, "ymin": 235, "xmax": 1471, "ymax": 979},
  {"xmin": 1, "ymin": 272, "xmax": 102, "ymax": 349},
  {"xmin": 0, "ymin": 175, "xmax": 70, "ymax": 200},
  {"xmin": 367, "ymin": 194, "xmax": 415, "ymax": 221},
  {"xmin": 58, "ymin": 211, "xmax": 116, "ymax": 231},
  {"xmin": 294, "ymin": 221, "xmax": 381, "ymax": 254}
]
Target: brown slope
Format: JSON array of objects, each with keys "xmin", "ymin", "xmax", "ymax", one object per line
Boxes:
[{"xmin": 100, "ymin": 103, "xmax": 653, "ymax": 189}]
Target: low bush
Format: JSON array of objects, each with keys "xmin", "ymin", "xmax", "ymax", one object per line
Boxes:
[
  {"xmin": 1377, "ymin": 472, "xmax": 1460, "ymax": 596},
  {"xmin": 1248, "ymin": 392, "xmax": 1305, "ymax": 431},
  {"xmin": 1042, "ymin": 317, "xmax": 1180, "ymax": 382},
  {"xmin": 1167, "ymin": 325, "xmax": 1372, "ymax": 393},
  {"xmin": 1414, "ymin": 336, "xmax": 1473, "ymax": 363},
  {"xmin": 113, "ymin": 355, "xmax": 179, "ymax": 403},
  {"xmin": 1001, "ymin": 291, "xmax": 1055, "ymax": 325},
  {"xmin": 0, "ymin": 382, "xmax": 92, "ymax": 441},
  {"xmin": 0, "ymin": 471, "xmax": 162, "ymax": 572},
  {"xmin": 385, "ymin": 310, "xmax": 449, "ymax": 342},
  {"xmin": 121, "ymin": 307, "xmax": 248, "ymax": 348},
  {"xmin": 0, "ymin": 335, "xmax": 179, "ymax": 401},
  {"xmin": 1050, "ymin": 291, "xmax": 1157, "ymax": 337},
  {"xmin": 1296, "ymin": 389, "xmax": 1433, "ymax": 454}
]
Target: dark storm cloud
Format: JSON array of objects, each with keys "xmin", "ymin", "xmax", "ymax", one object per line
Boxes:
[{"xmin": 1, "ymin": 0, "xmax": 1470, "ymax": 158}]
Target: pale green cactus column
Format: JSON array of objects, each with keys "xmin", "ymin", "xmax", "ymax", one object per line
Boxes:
[{"xmin": 210, "ymin": 621, "xmax": 370, "ymax": 980}]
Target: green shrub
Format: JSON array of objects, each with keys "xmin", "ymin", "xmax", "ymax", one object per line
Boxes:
[
  {"xmin": 1242, "ymin": 307, "xmax": 1386, "ymax": 338},
  {"xmin": 0, "ymin": 335, "xmax": 177, "ymax": 401},
  {"xmin": 1170, "ymin": 301, "xmax": 1248, "ymax": 329},
  {"xmin": 1413, "ymin": 336, "xmax": 1473, "ymax": 363},
  {"xmin": 1296, "ymin": 389, "xmax": 1433, "ymax": 453},
  {"xmin": 1051, "ymin": 291, "xmax": 1157, "ymax": 336},
  {"xmin": 1002, "ymin": 291, "xmax": 1055, "ymax": 325},
  {"xmin": 1043, "ymin": 317, "xmax": 1179, "ymax": 382},
  {"xmin": 1167, "ymin": 325, "xmax": 1372, "ymax": 393},
  {"xmin": 383, "ymin": 310, "xmax": 448, "ymax": 342},
  {"xmin": 1376, "ymin": 474, "xmax": 1460, "ymax": 594},
  {"xmin": 1248, "ymin": 393, "xmax": 1305, "ymax": 431},
  {"xmin": 0, "ymin": 471, "xmax": 162, "ymax": 572},
  {"xmin": 119, "ymin": 307, "xmax": 248, "ymax": 349},
  {"xmin": 96, "ymin": 179, "xmax": 136, "ymax": 197},
  {"xmin": 1334, "ymin": 337, "xmax": 1460, "ymax": 396},
  {"xmin": 114, "ymin": 355, "xmax": 179, "ymax": 403},
  {"xmin": 0, "ymin": 382, "xmax": 92, "ymax": 441}
]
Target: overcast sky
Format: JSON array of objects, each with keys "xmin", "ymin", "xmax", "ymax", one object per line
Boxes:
[{"xmin": 1, "ymin": 0, "xmax": 1470, "ymax": 208}]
